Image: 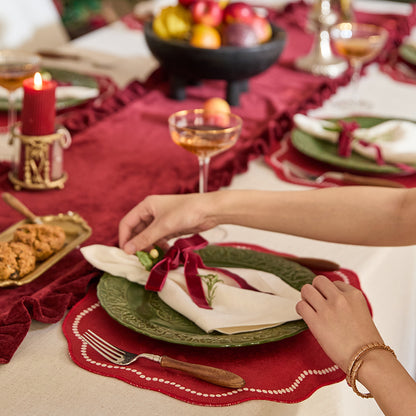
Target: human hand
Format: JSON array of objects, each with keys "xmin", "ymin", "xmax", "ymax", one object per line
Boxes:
[
  {"xmin": 296, "ymin": 275, "xmax": 383, "ymax": 372},
  {"xmin": 118, "ymin": 193, "xmax": 218, "ymax": 254}
]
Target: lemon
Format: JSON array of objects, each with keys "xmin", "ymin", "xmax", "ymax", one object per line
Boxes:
[{"xmin": 153, "ymin": 5, "xmax": 192, "ymax": 40}]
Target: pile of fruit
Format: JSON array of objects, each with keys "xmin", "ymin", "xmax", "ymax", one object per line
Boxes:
[{"xmin": 152, "ymin": 1, "xmax": 273, "ymax": 49}]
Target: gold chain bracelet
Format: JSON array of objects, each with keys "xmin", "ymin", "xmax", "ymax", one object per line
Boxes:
[{"xmin": 346, "ymin": 342, "xmax": 396, "ymax": 398}]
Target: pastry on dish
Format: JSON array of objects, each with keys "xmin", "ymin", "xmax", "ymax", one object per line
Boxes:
[
  {"xmin": 0, "ymin": 241, "xmax": 36, "ymax": 280},
  {"xmin": 13, "ymin": 224, "xmax": 66, "ymax": 261}
]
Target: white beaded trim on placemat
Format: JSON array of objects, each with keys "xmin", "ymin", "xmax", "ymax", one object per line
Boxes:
[{"xmin": 71, "ymin": 283, "xmax": 345, "ymax": 399}]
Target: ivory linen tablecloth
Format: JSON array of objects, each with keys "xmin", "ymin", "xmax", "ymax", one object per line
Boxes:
[
  {"xmin": 1, "ymin": 0, "xmax": 382, "ymax": 364},
  {"xmin": 1, "ymin": 1, "xmax": 416, "ymax": 416}
]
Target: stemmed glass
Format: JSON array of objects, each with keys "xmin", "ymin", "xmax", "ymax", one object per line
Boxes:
[
  {"xmin": 0, "ymin": 50, "xmax": 41, "ymax": 159},
  {"xmin": 330, "ymin": 22, "xmax": 388, "ymax": 110},
  {"xmin": 169, "ymin": 108, "xmax": 242, "ymax": 241},
  {"xmin": 169, "ymin": 109, "xmax": 242, "ymax": 194}
]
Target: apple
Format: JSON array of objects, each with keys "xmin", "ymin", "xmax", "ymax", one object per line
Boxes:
[
  {"xmin": 203, "ymin": 97, "xmax": 231, "ymax": 126},
  {"xmin": 223, "ymin": 2, "xmax": 256, "ymax": 24},
  {"xmin": 251, "ymin": 15, "xmax": 272, "ymax": 43},
  {"xmin": 222, "ymin": 22, "xmax": 258, "ymax": 47},
  {"xmin": 179, "ymin": 0, "xmax": 198, "ymax": 8},
  {"xmin": 204, "ymin": 97, "xmax": 231, "ymax": 113},
  {"xmin": 190, "ymin": 0, "xmax": 223, "ymax": 27}
]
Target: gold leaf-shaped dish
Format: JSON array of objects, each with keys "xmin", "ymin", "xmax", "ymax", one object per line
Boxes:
[{"xmin": 0, "ymin": 212, "xmax": 91, "ymax": 287}]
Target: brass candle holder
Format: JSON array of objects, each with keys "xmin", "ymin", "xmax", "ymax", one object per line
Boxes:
[
  {"xmin": 295, "ymin": 0, "xmax": 349, "ymax": 78},
  {"xmin": 8, "ymin": 124, "xmax": 71, "ymax": 191}
]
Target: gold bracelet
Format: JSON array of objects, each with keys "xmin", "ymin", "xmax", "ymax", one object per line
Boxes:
[{"xmin": 346, "ymin": 342, "xmax": 396, "ymax": 399}]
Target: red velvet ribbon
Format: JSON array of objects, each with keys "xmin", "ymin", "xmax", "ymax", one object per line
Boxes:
[
  {"xmin": 337, "ymin": 120, "xmax": 416, "ymax": 173},
  {"xmin": 145, "ymin": 234, "xmax": 258, "ymax": 309},
  {"xmin": 337, "ymin": 120, "xmax": 360, "ymax": 158}
]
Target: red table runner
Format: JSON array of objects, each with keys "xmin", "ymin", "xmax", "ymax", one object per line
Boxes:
[
  {"xmin": 63, "ymin": 243, "xmax": 363, "ymax": 406},
  {"xmin": 1, "ymin": 1, "xmax": 414, "ymax": 364}
]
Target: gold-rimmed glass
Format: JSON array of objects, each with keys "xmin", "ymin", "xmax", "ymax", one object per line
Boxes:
[
  {"xmin": 330, "ymin": 22, "xmax": 388, "ymax": 110},
  {"xmin": 0, "ymin": 50, "xmax": 41, "ymax": 154},
  {"xmin": 168, "ymin": 109, "xmax": 242, "ymax": 193}
]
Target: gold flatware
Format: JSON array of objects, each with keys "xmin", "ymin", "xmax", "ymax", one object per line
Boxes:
[
  {"xmin": 396, "ymin": 62, "xmax": 416, "ymax": 80},
  {"xmin": 2, "ymin": 192, "xmax": 43, "ymax": 223},
  {"xmin": 37, "ymin": 49, "xmax": 114, "ymax": 69},
  {"xmin": 282, "ymin": 160, "xmax": 405, "ymax": 188}
]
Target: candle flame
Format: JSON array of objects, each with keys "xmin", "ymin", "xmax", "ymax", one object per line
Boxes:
[{"xmin": 34, "ymin": 72, "xmax": 43, "ymax": 90}]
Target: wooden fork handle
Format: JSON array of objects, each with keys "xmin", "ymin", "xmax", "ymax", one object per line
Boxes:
[{"xmin": 160, "ymin": 356, "xmax": 245, "ymax": 389}]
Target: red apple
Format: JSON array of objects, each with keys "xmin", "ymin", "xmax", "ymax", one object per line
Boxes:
[
  {"xmin": 222, "ymin": 22, "xmax": 258, "ymax": 47},
  {"xmin": 203, "ymin": 97, "xmax": 231, "ymax": 125},
  {"xmin": 250, "ymin": 15, "xmax": 272, "ymax": 43},
  {"xmin": 204, "ymin": 97, "xmax": 231, "ymax": 113},
  {"xmin": 190, "ymin": 0, "xmax": 223, "ymax": 27},
  {"xmin": 223, "ymin": 2, "xmax": 256, "ymax": 24}
]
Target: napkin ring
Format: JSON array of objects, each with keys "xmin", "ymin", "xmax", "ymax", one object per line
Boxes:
[{"xmin": 346, "ymin": 342, "xmax": 396, "ymax": 398}]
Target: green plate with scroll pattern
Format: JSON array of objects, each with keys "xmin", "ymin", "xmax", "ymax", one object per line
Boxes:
[
  {"xmin": 97, "ymin": 245, "xmax": 314, "ymax": 348},
  {"xmin": 399, "ymin": 43, "xmax": 416, "ymax": 66},
  {"xmin": 291, "ymin": 116, "xmax": 416, "ymax": 175},
  {"xmin": 0, "ymin": 67, "xmax": 98, "ymax": 111}
]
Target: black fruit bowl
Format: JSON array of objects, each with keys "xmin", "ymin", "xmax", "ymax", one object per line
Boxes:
[{"xmin": 144, "ymin": 21, "xmax": 286, "ymax": 105}]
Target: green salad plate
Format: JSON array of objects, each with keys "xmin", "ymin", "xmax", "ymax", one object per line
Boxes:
[
  {"xmin": 97, "ymin": 245, "xmax": 315, "ymax": 348},
  {"xmin": 399, "ymin": 43, "xmax": 416, "ymax": 67},
  {"xmin": 0, "ymin": 67, "xmax": 98, "ymax": 111},
  {"xmin": 291, "ymin": 116, "xmax": 416, "ymax": 175}
]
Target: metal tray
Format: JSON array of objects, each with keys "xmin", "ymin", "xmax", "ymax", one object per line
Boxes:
[{"xmin": 0, "ymin": 212, "xmax": 91, "ymax": 287}]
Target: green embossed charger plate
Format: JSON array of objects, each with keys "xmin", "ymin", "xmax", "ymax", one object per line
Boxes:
[
  {"xmin": 291, "ymin": 116, "xmax": 416, "ymax": 175},
  {"xmin": 399, "ymin": 43, "xmax": 416, "ymax": 66},
  {"xmin": 97, "ymin": 245, "xmax": 315, "ymax": 348},
  {"xmin": 0, "ymin": 67, "xmax": 98, "ymax": 111}
]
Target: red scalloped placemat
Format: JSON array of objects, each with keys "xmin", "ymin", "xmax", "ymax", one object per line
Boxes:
[{"xmin": 63, "ymin": 244, "xmax": 362, "ymax": 406}]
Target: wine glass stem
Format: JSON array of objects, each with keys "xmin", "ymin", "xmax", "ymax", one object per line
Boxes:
[
  {"xmin": 350, "ymin": 60, "xmax": 363, "ymax": 105},
  {"xmin": 198, "ymin": 156, "xmax": 210, "ymax": 193},
  {"xmin": 8, "ymin": 90, "xmax": 17, "ymax": 138}
]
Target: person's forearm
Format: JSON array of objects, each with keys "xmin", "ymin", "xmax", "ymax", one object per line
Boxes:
[
  {"xmin": 209, "ymin": 188, "xmax": 416, "ymax": 246},
  {"xmin": 358, "ymin": 350, "xmax": 416, "ymax": 416}
]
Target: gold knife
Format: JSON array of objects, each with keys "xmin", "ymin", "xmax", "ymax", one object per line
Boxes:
[
  {"xmin": 283, "ymin": 160, "xmax": 405, "ymax": 188},
  {"xmin": 321, "ymin": 171, "xmax": 406, "ymax": 188}
]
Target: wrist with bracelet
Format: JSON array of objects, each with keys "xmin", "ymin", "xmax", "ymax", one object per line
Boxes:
[{"xmin": 346, "ymin": 342, "xmax": 396, "ymax": 398}]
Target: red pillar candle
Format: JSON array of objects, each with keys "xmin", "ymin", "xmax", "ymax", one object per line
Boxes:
[{"xmin": 21, "ymin": 72, "xmax": 57, "ymax": 136}]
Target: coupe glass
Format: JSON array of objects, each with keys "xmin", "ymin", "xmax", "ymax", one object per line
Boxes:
[
  {"xmin": 169, "ymin": 109, "xmax": 242, "ymax": 194},
  {"xmin": 0, "ymin": 50, "xmax": 41, "ymax": 154},
  {"xmin": 330, "ymin": 22, "xmax": 388, "ymax": 110}
]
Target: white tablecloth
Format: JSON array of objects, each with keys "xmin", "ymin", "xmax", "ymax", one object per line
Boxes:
[{"xmin": 1, "ymin": 1, "xmax": 416, "ymax": 415}]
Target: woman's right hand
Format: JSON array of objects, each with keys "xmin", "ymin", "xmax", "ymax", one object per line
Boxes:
[{"xmin": 118, "ymin": 193, "xmax": 218, "ymax": 254}]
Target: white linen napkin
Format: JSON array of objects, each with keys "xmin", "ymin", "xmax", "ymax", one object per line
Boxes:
[
  {"xmin": 293, "ymin": 114, "xmax": 416, "ymax": 164},
  {"xmin": 0, "ymin": 85, "xmax": 99, "ymax": 102},
  {"xmin": 81, "ymin": 245, "xmax": 302, "ymax": 335}
]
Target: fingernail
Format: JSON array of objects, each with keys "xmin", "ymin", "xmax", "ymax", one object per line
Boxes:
[{"xmin": 124, "ymin": 242, "xmax": 136, "ymax": 254}]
